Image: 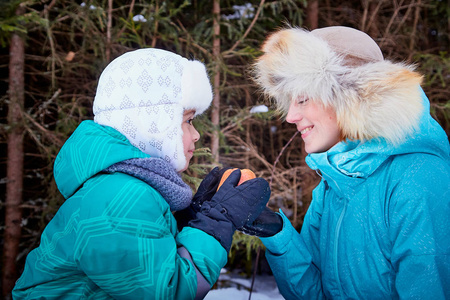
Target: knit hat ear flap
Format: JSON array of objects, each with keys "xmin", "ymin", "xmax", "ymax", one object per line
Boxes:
[{"xmin": 254, "ymin": 26, "xmax": 424, "ymax": 145}]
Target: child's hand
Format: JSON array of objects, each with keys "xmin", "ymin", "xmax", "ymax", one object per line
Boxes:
[
  {"xmin": 205, "ymin": 169, "xmax": 271, "ymax": 229},
  {"xmin": 188, "ymin": 169, "xmax": 271, "ymax": 252},
  {"xmin": 175, "ymin": 167, "xmax": 231, "ymax": 231},
  {"xmin": 191, "ymin": 167, "xmax": 232, "ymax": 211}
]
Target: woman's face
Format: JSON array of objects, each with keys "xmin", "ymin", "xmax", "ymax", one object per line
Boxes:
[
  {"xmin": 286, "ymin": 97, "xmax": 340, "ymax": 153},
  {"xmin": 181, "ymin": 109, "xmax": 200, "ymax": 172}
]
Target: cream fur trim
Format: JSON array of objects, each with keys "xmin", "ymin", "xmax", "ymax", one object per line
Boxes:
[
  {"xmin": 254, "ymin": 28, "xmax": 424, "ymax": 145},
  {"xmin": 181, "ymin": 60, "xmax": 213, "ymax": 116}
]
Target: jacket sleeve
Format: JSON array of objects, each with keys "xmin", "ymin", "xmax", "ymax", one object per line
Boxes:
[
  {"xmin": 388, "ymin": 156, "xmax": 450, "ymax": 299},
  {"xmin": 260, "ymin": 182, "xmax": 326, "ymax": 299},
  {"xmin": 74, "ymin": 174, "xmax": 227, "ymax": 300}
]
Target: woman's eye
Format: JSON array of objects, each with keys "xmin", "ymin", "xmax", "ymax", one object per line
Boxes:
[
  {"xmin": 297, "ymin": 98, "xmax": 309, "ymax": 105},
  {"xmin": 186, "ymin": 118, "xmax": 194, "ymax": 125}
]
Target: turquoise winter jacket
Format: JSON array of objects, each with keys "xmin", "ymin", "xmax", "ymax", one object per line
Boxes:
[
  {"xmin": 261, "ymin": 90, "xmax": 450, "ymax": 299},
  {"xmin": 13, "ymin": 121, "xmax": 227, "ymax": 299}
]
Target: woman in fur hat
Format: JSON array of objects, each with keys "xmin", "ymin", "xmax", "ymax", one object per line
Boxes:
[
  {"xmin": 13, "ymin": 48, "xmax": 270, "ymax": 299},
  {"xmin": 247, "ymin": 26, "xmax": 450, "ymax": 299}
]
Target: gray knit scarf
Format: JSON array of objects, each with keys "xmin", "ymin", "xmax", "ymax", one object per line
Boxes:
[{"xmin": 104, "ymin": 158, "xmax": 192, "ymax": 211}]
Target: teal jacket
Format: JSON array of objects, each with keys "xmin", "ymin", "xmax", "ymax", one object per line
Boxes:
[
  {"xmin": 13, "ymin": 121, "xmax": 227, "ymax": 299},
  {"xmin": 261, "ymin": 90, "xmax": 450, "ymax": 299}
]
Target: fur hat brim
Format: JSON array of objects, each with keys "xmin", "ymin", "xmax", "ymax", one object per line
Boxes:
[{"xmin": 253, "ymin": 27, "xmax": 424, "ymax": 145}]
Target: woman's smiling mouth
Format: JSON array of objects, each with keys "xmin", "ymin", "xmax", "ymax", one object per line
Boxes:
[{"xmin": 300, "ymin": 126, "xmax": 313, "ymax": 136}]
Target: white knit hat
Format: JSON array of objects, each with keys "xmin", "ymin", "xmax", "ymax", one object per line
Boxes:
[
  {"xmin": 254, "ymin": 26, "xmax": 424, "ymax": 145},
  {"xmin": 93, "ymin": 48, "xmax": 213, "ymax": 171}
]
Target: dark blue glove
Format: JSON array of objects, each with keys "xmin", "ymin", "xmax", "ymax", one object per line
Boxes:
[
  {"xmin": 190, "ymin": 167, "xmax": 232, "ymax": 212},
  {"xmin": 188, "ymin": 169, "xmax": 271, "ymax": 252},
  {"xmin": 239, "ymin": 207, "xmax": 283, "ymax": 237},
  {"xmin": 175, "ymin": 167, "xmax": 231, "ymax": 231}
]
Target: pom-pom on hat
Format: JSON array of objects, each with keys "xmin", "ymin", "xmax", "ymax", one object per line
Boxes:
[
  {"xmin": 254, "ymin": 26, "xmax": 424, "ymax": 145},
  {"xmin": 93, "ymin": 48, "xmax": 213, "ymax": 171}
]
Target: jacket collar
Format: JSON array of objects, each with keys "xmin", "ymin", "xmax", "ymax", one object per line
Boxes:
[{"xmin": 305, "ymin": 90, "xmax": 450, "ymax": 199}]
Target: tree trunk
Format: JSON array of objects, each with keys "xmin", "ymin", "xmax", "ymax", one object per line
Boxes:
[
  {"xmin": 408, "ymin": 0, "xmax": 421, "ymax": 61},
  {"xmin": 106, "ymin": 0, "xmax": 113, "ymax": 61},
  {"xmin": 210, "ymin": 0, "xmax": 221, "ymax": 163},
  {"xmin": 306, "ymin": 0, "xmax": 319, "ymax": 30},
  {"xmin": 2, "ymin": 7, "xmax": 25, "ymax": 299},
  {"xmin": 367, "ymin": 1, "xmax": 380, "ymax": 38}
]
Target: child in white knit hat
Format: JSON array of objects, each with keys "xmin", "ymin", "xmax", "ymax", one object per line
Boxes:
[
  {"xmin": 247, "ymin": 26, "xmax": 450, "ymax": 299},
  {"xmin": 13, "ymin": 48, "xmax": 271, "ymax": 299}
]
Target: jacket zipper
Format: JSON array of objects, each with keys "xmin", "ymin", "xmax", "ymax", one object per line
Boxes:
[
  {"xmin": 322, "ymin": 171, "xmax": 347, "ymax": 299},
  {"xmin": 334, "ymin": 201, "xmax": 347, "ymax": 298}
]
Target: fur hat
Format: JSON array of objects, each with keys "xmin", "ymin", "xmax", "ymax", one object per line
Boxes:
[
  {"xmin": 253, "ymin": 26, "xmax": 424, "ymax": 145},
  {"xmin": 93, "ymin": 48, "xmax": 213, "ymax": 171}
]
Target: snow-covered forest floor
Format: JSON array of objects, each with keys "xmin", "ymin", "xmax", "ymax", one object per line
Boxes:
[{"xmin": 205, "ymin": 268, "xmax": 284, "ymax": 300}]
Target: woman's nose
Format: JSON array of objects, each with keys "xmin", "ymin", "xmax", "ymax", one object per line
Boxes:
[{"xmin": 285, "ymin": 101, "xmax": 301, "ymax": 124}]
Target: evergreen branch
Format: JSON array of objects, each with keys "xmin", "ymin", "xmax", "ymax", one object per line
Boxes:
[{"xmin": 223, "ymin": 0, "xmax": 265, "ymax": 57}]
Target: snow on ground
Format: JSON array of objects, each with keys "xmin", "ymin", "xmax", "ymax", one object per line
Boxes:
[{"xmin": 205, "ymin": 269, "xmax": 285, "ymax": 300}]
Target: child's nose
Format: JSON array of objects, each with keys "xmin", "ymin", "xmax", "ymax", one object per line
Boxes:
[{"xmin": 192, "ymin": 126, "xmax": 200, "ymax": 142}]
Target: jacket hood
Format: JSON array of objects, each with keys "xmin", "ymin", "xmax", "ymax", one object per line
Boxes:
[
  {"xmin": 53, "ymin": 120, "xmax": 149, "ymax": 199},
  {"xmin": 306, "ymin": 89, "xmax": 450, "ymax": 198}
]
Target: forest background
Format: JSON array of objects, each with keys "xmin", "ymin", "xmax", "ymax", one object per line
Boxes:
[{"xmin": 0, "ymin": 0, "xmax": 449, "ymax": 298}]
